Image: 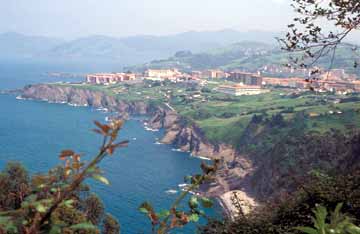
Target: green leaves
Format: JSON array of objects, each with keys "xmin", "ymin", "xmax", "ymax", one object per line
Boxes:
[
  {"xmin": 35, "ymin": 203, "xmax": 47, "ymax": 213},
  {"xmin": 189, "ymin": 196, "xmax": 198, "ymax": 209},
  {"xmin": 296, "ymin": 203, "xmax": 360, "ymax": 234},
  {"xmin": 157, "ymin": 210, "xmax": 170, "ymax": 218},
  {"xmin": 63, "ymin": 199, "xmax": 74, "ymax": 208},
  {"xmin": 188, "ymin": 213, "xmax": 199, "ymax": 222},
  {"xmin": 296, "ymin": 227, "xmax": 318, "ymax": 234},
  {"xmin": 200, "ymin": 197, "xmax": 213, "ymax": 208},
  {"xmin": 0, "ymin": 216, "xmax": 17, "ymax": 232},
  {"xmin": 70, "ymin": 222, "xmax": 97, "ymax": 230},
  {"xmin": 139, "ymin": 202, "xmax": 159, "ymax": 225},
  {"xmin": 92, "ymin": 174, "xmax": 110, "ymax": 185},
  {"xmin": 139, "ymin": 202, "xmax": 154, "ymax": 214}
]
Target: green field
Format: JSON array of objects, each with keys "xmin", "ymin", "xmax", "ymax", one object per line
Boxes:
[{"xmin": 55, "ymin": 81, "xmax": 360, "ymax": 147}]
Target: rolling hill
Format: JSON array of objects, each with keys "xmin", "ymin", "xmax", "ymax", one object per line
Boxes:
[{"xmin": 0, "ymin": 30, "xmax": 280, "ymax": 67}]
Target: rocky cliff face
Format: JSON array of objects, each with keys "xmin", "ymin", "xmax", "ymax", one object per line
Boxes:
[
  {"xmin": 147, "ymin": 107, "xmax": 236, "ymax": 160},
  {"xmin": 19, "ymin": 84, "xmax": 257, "ymax": 216},
  {"xmin": 21, "ymin": 84, "xmax": 150, "ymax": 118},
  {"xmin": 21, "ymin": 84, "xmax": 237, "ymax": 160}
]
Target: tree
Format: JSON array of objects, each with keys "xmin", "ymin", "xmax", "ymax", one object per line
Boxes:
[
  {"xmin": 0, "ymin": 162, "xmax": 30, "ymax": 210},
  {"xmin": 102, "ymin": 214, "xmax": 120, "ymax": 234},
  {"xmin": 82, "ymin": 194, "xmax": 105, "ymax": 225},
  {"xmin": 0, "ymin": 120, "xmax": 128, "ymax": 233},
  {"xmin": 279, "ymin": 0, "xmax": 360, "ymax": 71}
]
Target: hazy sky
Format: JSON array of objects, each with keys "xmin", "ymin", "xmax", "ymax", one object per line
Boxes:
[{"xmin": 1, "ymin": 0, "xmax": 294, "ymax": 38}]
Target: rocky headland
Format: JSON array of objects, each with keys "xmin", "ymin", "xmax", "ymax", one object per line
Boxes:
[{"xmin": 19, "ymin": 83, "xmax": 258, "ymax": 218}]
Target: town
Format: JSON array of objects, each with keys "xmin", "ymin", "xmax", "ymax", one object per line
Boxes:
[{"xmin": 85, "ymin": 67, "xmax": 360, "ymax": 95}]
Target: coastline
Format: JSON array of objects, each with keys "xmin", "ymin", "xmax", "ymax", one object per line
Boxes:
[{"xmin": 16, "ymin": 83, "xmax": 255, "ymax": 218}]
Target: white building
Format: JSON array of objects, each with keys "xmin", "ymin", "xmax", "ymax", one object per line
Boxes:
[{"xmin": 217, "ymin": 84, "xmax": 270, "ymax": 96}]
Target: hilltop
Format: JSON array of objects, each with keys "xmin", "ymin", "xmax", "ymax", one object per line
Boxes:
[
  {"xmin": 127, "ymin": 43, "xmax": 360, "ymax": 76},
  {"xmin": 0, "ymin": 30, "xmax": 279, "ymax": 67}
]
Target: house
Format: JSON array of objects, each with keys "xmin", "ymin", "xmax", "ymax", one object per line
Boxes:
[
  {"xmin": 86, "ymin": 73, "xmax": 136, "ymax": 84},
  {"xmin": 229, "ymin": 71, "xmax": 263, "ymax": 86},
  {"xmin": 217, "ymin": 84, "xmax": 269, "ymax": 96},
  {"xmin": 144, "ymin": 69, "xmax": 182, "ymax": 81},
  {"xmin": 202, "ymin": 70, "xmax": 228, "ymax": 79}
]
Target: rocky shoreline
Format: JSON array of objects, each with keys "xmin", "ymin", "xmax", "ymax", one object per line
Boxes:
[
  {"xmin": 19, "ymin": 83, "xmax": 257, "ymax": 217},
  {"xmin": 20, "ymin": 84, "xmax": 237, "ymax": 160}
]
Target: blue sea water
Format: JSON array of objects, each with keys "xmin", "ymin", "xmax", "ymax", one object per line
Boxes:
[{"xmin": 0, "ymin": 62, "xmax": 221, "ymax": 234}]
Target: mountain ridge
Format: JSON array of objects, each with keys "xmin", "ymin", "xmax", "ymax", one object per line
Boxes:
[{"xmin": 0, "ymin": 30, "xmax": 280, "ymax": 67}]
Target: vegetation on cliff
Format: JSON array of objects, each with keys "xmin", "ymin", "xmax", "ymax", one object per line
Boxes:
[
  {"xmin": 38, "ymin": 82, "xmax": 360, "ymax": 150},
  {"xmin": 201, "ymin": 130, "xmax": 360, "ymax": 234}
]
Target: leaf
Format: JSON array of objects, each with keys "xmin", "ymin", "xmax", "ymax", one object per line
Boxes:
[
  {"xmin": 188, "ymin": 213, "xmax": 199, "ymax": 222},
  {"xmin": 139, "ymin": 202, "xmax": 154, "ymax": 214},
  {"xmin": 94, "ymin": 121, "xmax": 110, "ymax": 135},
  {"xmin": 0, "ymin": 216, "xmax": 16, "ymax": 232},
  {"xmin": 139, "ymin": 202, "xmax": 158, "ymax": 224},
  {"xmin": 92, "ymin": 174, "xmax": 110, "ymax": 185},
  {"xmin": 157, "ymin": 210, "xmax": 170, "ymax": 218},
  {"xmin": 70, "ymin": 222, "xmax": 97, "ymax": 230},
  {"xmin": 184, "ymin": 175, "xmax": 192, "ymax": 183},
  {"xmin": 139, "ymin": 207, "xmax": 149, "ymax": 214},
  {"xmin": 59, "ymin": 149, "xmax": 75, "ymax": 160},
  {"xmin": 63, "ymin": 199, "xmax": 74, "ymax": 208},
  {"xmin": 50, "ymin": 188, "xmax": 58, "ymax": 193},
  {"xmin": 35, "ymin": 203, "xmax": 47, "ymax": 213},
  {"xmin": 113, "ymin": 140, "xmax": 129, "ymax": 148},
  {"xmin": 295, "ymin": 227, "xmax": 318, "ymax": 234},
  {"xmin": 200, "ymin": 197, "xmax": 213, "ymax": 208},
  {"xmin": 189, "ymin": 196, "xmax": 198, "ymax": 209},
  {"xmin": 92, "ymin": 129, "xmax": 103, "ymax": 135},
  {"xmin": 49, "ymin": 225, "xmax": 62, "ymax": 234}
]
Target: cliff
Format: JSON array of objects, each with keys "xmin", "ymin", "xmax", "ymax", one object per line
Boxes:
[
  {"xmin": 147, "ymin": 109, "xmax": 236, "ymax": 161},
  {"xmin": 21, "ymin": 84, "xmax": 150, "ymax": 118},
  {"xmin": 21, "ymin": 84, "xmax": 237, "ymax": 161}
]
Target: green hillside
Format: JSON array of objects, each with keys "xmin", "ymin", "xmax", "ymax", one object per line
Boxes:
[
  {"xmin": 56, "ymin": 81, "xmax": 360, "ymax": 150},
  {"xmin": 127, "ymin": 42, "xmax": 360, "ymax": 76}
]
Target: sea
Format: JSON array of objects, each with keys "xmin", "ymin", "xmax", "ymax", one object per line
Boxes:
[{"xmin": 0, "ymin": 60, "xmax": 221, "ymax": 234}]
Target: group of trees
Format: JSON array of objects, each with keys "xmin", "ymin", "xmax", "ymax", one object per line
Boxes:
[{"xmin": 0, "ymin": 121, "xmax": 126, "ymax": 233}]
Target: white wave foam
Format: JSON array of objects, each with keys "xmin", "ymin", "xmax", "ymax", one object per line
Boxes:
[
  {"xmin": 191, "ymin": 154, "xmax": 212, "ymax": 161},
  {"xmin": 144, "ymin": 126, "xmax": 159, "ymax": 132},
  {"xmin": 165, "ymin": 189, "xmax": 178, "ymax": 194},
  {"xmin": 16, "ymin": 96, "xmax": 25, "ymax": 100},
  {"xmin": 178, "ymin": 183, "xmax": 188, "ymax": 188},
  {"xmin": 171, "ymin": 148, "xmax": 182, "ymax": 152}
]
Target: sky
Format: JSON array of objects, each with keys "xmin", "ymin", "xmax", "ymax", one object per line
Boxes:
[{"xmin": 0, "ymin": 0, "xmax": 294, "ymax": 39}]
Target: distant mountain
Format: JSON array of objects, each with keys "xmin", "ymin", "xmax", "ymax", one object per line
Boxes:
[
  {"xmin": 127, "ymin": 41, "xmax": 360, "ymax": 75},
  {"xmin": 0, "ymin": 32, "xmax": 64, "ymax": 59},
  {"xmin": 127, "ymin": 41, "xmax": 279, "ymax": 72},
  {"xmin": 0, "ymin": 30, "xmax": 280, "ymax": 67}
]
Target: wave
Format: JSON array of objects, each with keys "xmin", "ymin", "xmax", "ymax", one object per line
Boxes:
[
  {"xmin": 171, "ymin": 148, "xmax": 182, "ymax": 152},
  {"xmin": 96, "ymin": 107, "xmax": 109, "ymax": 112},
  {"xmin": 16, "ymin": 96, "xmax": 26, "ymax": 100},
  {"xmin": 178, "ymin": 183, "xmax": 188, "ymax": 188},
  {"xmin": 191, "ymin": 154, "xmax": 212, "ymax": 161},
  {"xmin": 165, "ymin": 189, "xmax": 178, "ymax": 194},
  {"xmin": 68, "ymin": 103, "xmax": 88, "ymax": 107},
  {"xmin": 144, "ymin": 126, "xmax": 159, "ymax": 132}
]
